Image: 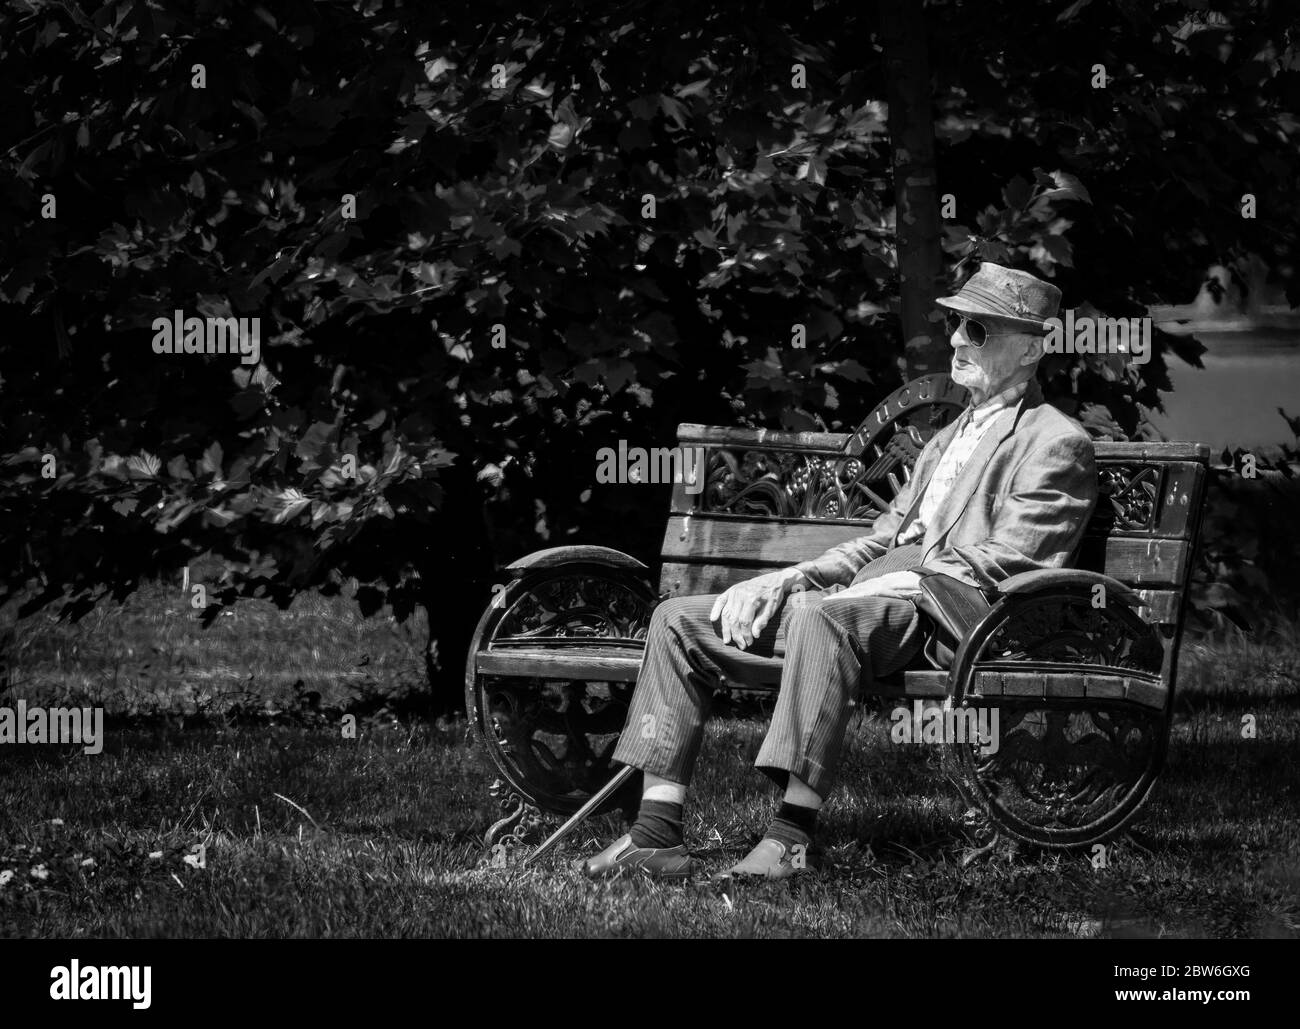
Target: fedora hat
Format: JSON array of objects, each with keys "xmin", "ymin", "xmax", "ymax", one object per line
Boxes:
[{"xmin": 936, "ymin": 262, "xmax": 1062, "ymax": 334}]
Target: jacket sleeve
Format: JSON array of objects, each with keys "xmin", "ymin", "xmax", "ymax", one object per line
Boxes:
[
  {"xmin": 915, "ymin": 431, "xmax": 1098, "ymax": 589},
  {"xmin": 793, "ymin": 456, "xmax": 925, "ymax": 589}
]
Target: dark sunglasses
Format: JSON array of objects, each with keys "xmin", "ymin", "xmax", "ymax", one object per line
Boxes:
[{"xmin": 944, "ymin": 311, "xmax": 1020, "ymax": 347}]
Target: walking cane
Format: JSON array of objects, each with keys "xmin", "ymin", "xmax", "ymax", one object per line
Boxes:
[{"xmin": 523, "ymin": 765, "xmax": 636, "ymax": 868}]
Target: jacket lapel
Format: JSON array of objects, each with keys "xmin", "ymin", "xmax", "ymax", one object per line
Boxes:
[
  {"xmin": 888, "ymin": 418, "xmax": 963, "ymax": 546},
  {"xmin": 920, "ymin": 378, "xmax": 1042, "ymax": 557}
]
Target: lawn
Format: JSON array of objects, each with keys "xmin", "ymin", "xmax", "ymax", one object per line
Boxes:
[{"xmin": 1, "ymin": 581, "xmax": 1298, "ymax": 938}]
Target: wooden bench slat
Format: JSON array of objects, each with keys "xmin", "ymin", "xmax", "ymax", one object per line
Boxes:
[
  {"xmin": 658, "ymin": 561, "xmax": 785, "ymax": 597},
  {"xmin": 661, "ymin": 515, "xmax": 865, "ymax": 566},
  {"xmin": 969, "ymin": 667, "xmax": 1167, "ymax": 709},
  {"xmin": 661, "ymin": 570, "xmax": 1187, "ymax": 616},
  {"xmin": 1092, "ymin": 441, "xmax": 1212, "ymax": 461},
  {"xmin": 1136, "ymin": 590, "xmax": 1181, "ymax": 624},
  {"xmin": 891, "ymin": 671, "xmax": 949, "ymax": 698},
  {"xmin": 477, "ymin": 647, "xmax": 643, "ymax": 682},
  {"xmin": 676, "ymin": 424, "xmax": 849, "ymax": 452},
  {"xmin": 661, "ymin": 514, "xmax": 1191, "ymax": 588},
  {"xmin": 1076, "ymin": 536, "xmax": 1190, "ymax": 587}
]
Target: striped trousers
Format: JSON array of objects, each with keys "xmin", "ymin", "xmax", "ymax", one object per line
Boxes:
[{"xmin": 612, "ymin": 545, "xmax": 928, "ymax": 799}]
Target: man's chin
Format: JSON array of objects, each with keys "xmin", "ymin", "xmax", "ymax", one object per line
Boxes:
[{"xmin": 950, "ymin": 363, "xmax": 980, "ymax": 388}]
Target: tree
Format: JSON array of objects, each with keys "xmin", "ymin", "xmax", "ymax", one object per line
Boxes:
[
  {"xmin": 881, "ymin": 0, "xmax": 948, "ymax": 376},
  {"xmin": 1, "ymin": 0, "xmax": 1295, "ymax": 711}
]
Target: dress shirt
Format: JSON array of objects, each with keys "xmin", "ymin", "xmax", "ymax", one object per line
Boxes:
[{"xmin": 895, "ymin": 378, "xmax": 1030, "ymax": 546}]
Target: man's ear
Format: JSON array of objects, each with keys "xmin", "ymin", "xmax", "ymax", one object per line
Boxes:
[{"xmin": 1020, "ymin": 334, "xmax": 1044, "ymax": 366}]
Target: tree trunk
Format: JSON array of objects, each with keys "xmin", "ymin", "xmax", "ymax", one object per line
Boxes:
[
  {"xmin": 422, "ymin": 458, "xmax": 496, "ymax": 718},
  {"xmin": 881, "ymin": 0, "xmax": 948, "ymax": 377}
]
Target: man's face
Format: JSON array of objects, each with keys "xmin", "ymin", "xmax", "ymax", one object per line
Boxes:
[{"xmin": 946, "ymin": 313, "xmax": 1041, "ymax": 398}]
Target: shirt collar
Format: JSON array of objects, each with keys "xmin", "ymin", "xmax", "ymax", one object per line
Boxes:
[
  {"xmin": 950, "ymin": 379, "xmax": 1028, "ymax": 436},
  {"xmin": 966, "ymin": 379, "xmax": 1029, "ymax": 426}
]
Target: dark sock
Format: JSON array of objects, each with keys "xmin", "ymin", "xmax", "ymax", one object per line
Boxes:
[
  {"xmin": 628, "ymin": 799, "xmax": 685, "ymax": 850},
  {"xmin": 766, "ymin": 802, "xmax": 818, "ymax": 849}
]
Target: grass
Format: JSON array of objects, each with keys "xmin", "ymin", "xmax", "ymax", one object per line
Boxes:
[
  {"xmin": 1, "ymin": 580, "xmax": 1298, "ymax": 938},
  {"xmin": 0, "ymin": 577, "xmax": 430, "ymax": 717}
]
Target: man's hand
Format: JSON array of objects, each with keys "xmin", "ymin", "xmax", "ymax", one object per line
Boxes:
[
  {"xmin": 835, "ymin": 570, "xmax": 924, "ymax": 601},
  {"xmin": 708, "ymin": 567, "xmax": 807, "ymax": 650}
]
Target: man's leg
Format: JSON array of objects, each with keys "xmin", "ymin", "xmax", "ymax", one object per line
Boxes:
[
  {"xmin": 728, "ymin": 592, "xmax": 926, "ymax": 876},
  {"xmin": 611, "ymin": 594, "xmax": 786, "ymax": 792},
  {"xmin": 584, "ymin": 591, "xmax": 805, "ymax": 877},
  {"xmin": 757, "ymin": 592, "xmax": 926, "ymax": 798}
]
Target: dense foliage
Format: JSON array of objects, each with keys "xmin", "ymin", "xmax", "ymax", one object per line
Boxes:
[{"xmin": 2, "ymin": 0, "xmax": 1296, "ymax": 708}]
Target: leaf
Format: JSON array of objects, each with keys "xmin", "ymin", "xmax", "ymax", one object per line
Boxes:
[
  {"xmin": 830, "ymin": 359, "xmax": 872, "ymax": 382},
  {"xmin": 1056, "ymin": 0, "xmax": 1094, "ymax": 22},
  {"xmin": 1003, "ymin": 175, "xmax": 1032, "ymax": 210},
  {"xmin": 296, "ymin": 421, "xmax": 335, "ymax": 462},
  {"xmin": 659, "ymin": 95, "xmax": 688, "ymax": 127},
  {"xmin": 602, "ymin": 358, "xmax": 637, "ymax": 394},
  {"xmin": 674, "ymin": 79, "xmax": 710, "ymax": 98},
  {"xmin": 1040, "ymin": 171, "xmax": 1093, "ymax": 205},
  {"xmin": 1040, "ymin": 234, "xmax": 1074, "ymax": 268},
  {"xmin": 799, "ymin": 155, "xmax": 828, "ymax": 185},
  {"xmin": 1276, "ymin": 407, "xmax": 1300, "ymax": 439},
  {"xmin": 230, "ymin": 389, "xmax": 265, "ymax": 420},
  {"xmin": 204, "ymin": 509, "xmax": 237, "ymax": 530},
  {"xmin": 424, "ymin": 56, "xmax": 455, "ymax": 81},
  {"xmin": 807, "ymin": 307, "xmax": 843, "ymax": 342},
  {"xmin": 271, "ymin": 488, "xmax": 311, "ymax": 523},
  {"xmin": 126, "ymin": 452, "xmax": 161, "ymax": 478},
  {"xmin": 199, "ymin": 442, "xmax": 223, "ymax": 478}
]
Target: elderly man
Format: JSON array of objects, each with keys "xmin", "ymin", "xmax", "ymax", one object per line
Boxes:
[{"xmin": 583, "ymin": 263, "xmax": 1099, "ymax": 880}]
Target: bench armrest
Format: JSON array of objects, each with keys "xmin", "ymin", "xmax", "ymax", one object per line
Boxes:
[
  {"xmin": 996, "ymin": 568, "xmax": 1142, "ymax": 606},
  {"xmin": 505, "ymin": 545, "xmax": 648, "ymax": 577}
]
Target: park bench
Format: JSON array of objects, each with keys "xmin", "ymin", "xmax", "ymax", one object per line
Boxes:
[{"xmin": 467, "ymin": 374, "xmax": 1210, "ymax": 856}]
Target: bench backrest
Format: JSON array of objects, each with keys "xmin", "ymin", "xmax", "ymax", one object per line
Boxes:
[{"xmin": 658, "ymin": 424, "xmax": 1210, "ymax": 684}]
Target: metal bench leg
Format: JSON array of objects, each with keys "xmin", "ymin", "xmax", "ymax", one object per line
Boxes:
[{"xmin": 523, "ymin": 765, "xmax": 637, "ymax": 868}]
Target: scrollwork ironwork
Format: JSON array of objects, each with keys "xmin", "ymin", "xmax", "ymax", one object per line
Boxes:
[
  {"xmin": 983, "ymin": 598, "xmax": 1164, "ymax": 673},
  {"xmin": 484, "ymin": 779, "xmax": 543, "ymax": 850},
  {"xmin": 951, "ymin": 704, "xmax": 1161, "ymax": 835},
  {"xmin": 699, "ymin": 425, "xmax": 937, "ymax": 522},
  {"xmin": 694, "ymin": 375, "xmax": 965, "ymax": 522},
  {"xmin": 497, "ymin": 576, "xmax": 653, "ymax": 643},
  {"xmin": 481, "ymin": 678, "xmax": 632, "ymax": 810},
  {"xmin": 700, "ymin": 448, "xmax": 882, "ymax": 520},
  {"xmin": 1094, "ymin": 463, "xmax": 1161, "ymax": 533}
]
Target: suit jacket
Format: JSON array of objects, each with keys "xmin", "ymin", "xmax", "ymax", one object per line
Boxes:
[{"xmin": 795, "ymin": 377, "xmax": 1099, "ymax": 591}]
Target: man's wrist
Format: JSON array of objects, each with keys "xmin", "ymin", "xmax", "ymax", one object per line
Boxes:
[{"xmin": 783, "ymin": 567, "xmax": 811, "ymax": 593}]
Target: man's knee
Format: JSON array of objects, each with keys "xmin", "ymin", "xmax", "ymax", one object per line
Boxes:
[
  {"xmin": 784, "ymin": 593, "xmax": 913, "ymax": 649},
  {"xmin": 650, "ymin": 595, "xmax": 700, "ymax": 633},
  {"xmin": 816, "ymin": 593, "xmax": 898, "ymax": 627},
  {"xmin": 646, "ymin": 595, "xmax": 718, "ymax": 652},
  {"xmin": 783, "ymin": 600, "xmax": 846, "ymax": 644}
]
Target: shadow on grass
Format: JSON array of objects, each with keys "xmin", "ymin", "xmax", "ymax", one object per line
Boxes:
[{"xmin": 1, "ymin": 589, "xmax": 1297, "ymax": 937}]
